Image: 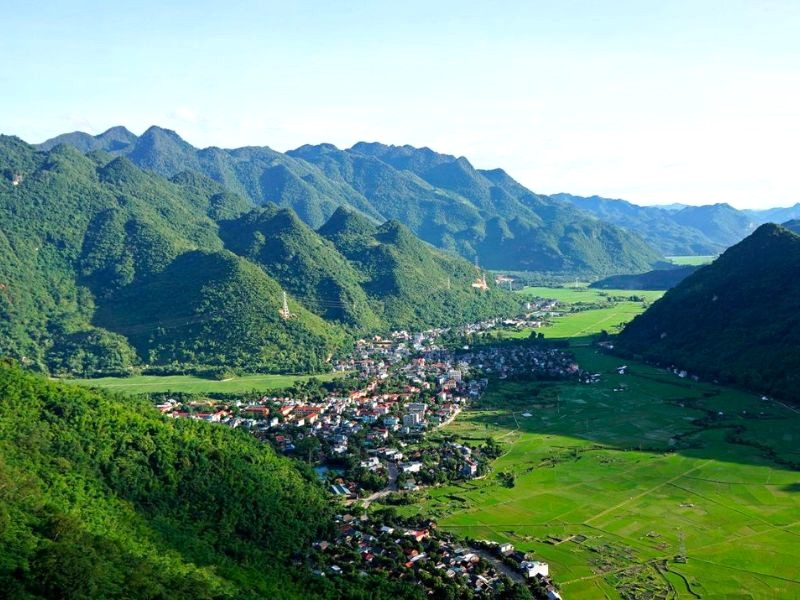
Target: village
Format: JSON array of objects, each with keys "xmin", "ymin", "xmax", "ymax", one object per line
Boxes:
[
  {"xmin": 304, "ymin": 510, "xmax": 562, "ymax": 599},
  {"xmin": 155, "ymin": 304, "xmax": 581, "ymax": 599},
  {"xmin": 156, "ymin": 319, "xmax": 586, "ymax": 497}
]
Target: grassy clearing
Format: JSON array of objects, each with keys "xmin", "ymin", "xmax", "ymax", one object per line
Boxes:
[
  {"xmin": 65, "ymin": 372, "xmax": 342, "ymax": 394},
  {"xmin": 667, "ymin": 255, "xmax": 716, "ymax": 266},
  {"xmin": 385, "ymin": 287, "xmax": 800, "ymax": 598}
]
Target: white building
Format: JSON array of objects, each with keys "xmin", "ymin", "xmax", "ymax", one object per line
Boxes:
[{"xmin": 521, "ymin": 560, "xmax": 549, "ymax": 578}]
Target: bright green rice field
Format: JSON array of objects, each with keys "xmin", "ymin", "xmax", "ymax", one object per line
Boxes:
[
  {"xmin": 666, "ymin": 255, "xmax": 717, "ymax": 266},
  {"xmin": 66, "ymin": 371, "xmax": 341, "ymax": 394},
  {"xmin": 384, "ymin": 287, "xmax": 800, "ymax": 599}
]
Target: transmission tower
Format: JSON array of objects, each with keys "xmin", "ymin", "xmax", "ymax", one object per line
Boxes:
[{"xmin": 279, "ymin": 291, "xmax": 293, "ymax": 320}]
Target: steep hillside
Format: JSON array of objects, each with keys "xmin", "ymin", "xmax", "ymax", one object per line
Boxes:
[
  {"xmin": 41, "ymin": 126, "xmax": 381, "ymax": 228},
  {"xmin": 616, "ymin": 224, "xmax": 800, "ymax": 401},
  {"xmin": 39, "ymin": 127, "xmax": 662, "ymax": 276},
  {"xmin": 219, "ymin": 206, "xmax": 383, "ymax": 330},
  {"xmin": 319, "ymin": 208, "xmax": 517, "ymax": 329},
  {"xmin": 94, "ymin": 249, "xmax": 344, "ymax": 372},
  {"xmin": 0, "ymin": 361, "xmax": 419, "ymax": 599},
  {"xmin": 553, "ymin": 193, "xmax": 725, "ymax": 255},
  {"xmin": 0, "ymin": 138, "xmax": 343, "ymax": 374}
]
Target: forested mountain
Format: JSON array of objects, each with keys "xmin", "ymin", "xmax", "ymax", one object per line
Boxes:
[
  {"xmin": 0, "ymin": 361, "xmax": 420, "ymax": 599},
  {"xmin": 39, "ymin": 126, "xmax": 662, "ymax": 276},
  {"xmin": 616, "ymin": 224, "xmax": 800, "ymax": 401},
  {"xmin": 41, "ymin": 126, "xmax": 383, "ymax": 227},
  {"xmin": 318, "ymin": 208, "xmax": 516, "ymax": 329},
  {"xmin": 670, "ymin": 203, "xmax": 758, "ymax": 247},
  {"xmin": 554, "ymin": 193, "xmax": 758, "ymax": 255},
  {"xmin": 289, "ymin": 142, "xmax": 661, "ymax": 274},
  {"xmin": 589, "ymin": 264, "xmax": 699, "ymax": 290},
  {"xmin": 0, "ymin": 137, "xmax": 514, "ymax": 376}
]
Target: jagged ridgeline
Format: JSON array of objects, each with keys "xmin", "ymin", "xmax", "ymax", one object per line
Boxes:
[
  {"xmin": 40, "ymin": 125, "xmax": 662, "ymax": 274},
  {"xmin": 0, "ymin": 136, "xmax": 515, "ymax": 375},
  {"xmin": 616, "ymin": 224, "xmax": 800, "ymax": 401},
  {"xmin": 0, "ymin": 362, "xmax": 423, "ymax": 599}
]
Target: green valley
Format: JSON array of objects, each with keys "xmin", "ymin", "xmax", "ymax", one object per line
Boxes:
[
  {"xmin": 372, "ymin": 284, "xmax": 800, "ymax": 598},
  {"xmin": 5, "ymin": 5, "xmax": 800, "ymax": 600}
]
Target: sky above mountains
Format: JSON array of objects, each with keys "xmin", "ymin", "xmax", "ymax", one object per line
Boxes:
[{"xmin": 2, "ymin": 0, "xmax": 799, "ymax": 209}]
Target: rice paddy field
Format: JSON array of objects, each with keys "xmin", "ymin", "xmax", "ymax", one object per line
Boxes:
[
  {"xmin": 384, "ymin": 287, "xmax": 800, "ymax": 599},
  {"xmin": 509, "ymin": 286, "xmax": 664, "ymax": 340},
  {"xmin": 666, "ymin": 255, "xmax": 716, "ymax": 266},
  {"xmin": 66, "ymin": 371, "xmax": 342, "ymax": 394}
]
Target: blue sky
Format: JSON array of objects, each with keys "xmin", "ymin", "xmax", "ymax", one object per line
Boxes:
[{"xmin": 1, "ymin": 0, "xmax": 799, "ymax": 208}]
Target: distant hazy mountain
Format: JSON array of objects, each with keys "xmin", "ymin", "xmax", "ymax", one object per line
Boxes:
[
  {"xmin": 552, "ymin": 193, "xmax": 723, "ymax": 255},
  {"xmin": 617, "ymin": 223, "xmax": 800, "ymax": 401},
  {"xmin": 38, "ymin": 126, "xmax": 662, "ymax": 276},
  {"xmin": 745, "ymin": 203, "xmax": 800, "ymax": 224},
  {"xmin": 670, "ymin": 203, "xmax": 758, "ymax": 247},
  {"xmin": 0, "ymin": 136, "xmax": 514, "ymax": 375},
  {"xmin": 555, "ymin": 193, "xmax": 758, "ymax": 254},
  {"xmin": 652, "ymin": 203, "xmax": 691, "ymax": 212},
  {"xmin": 782, "ymin": 219, "xmax": 800, "ymax": 234}
]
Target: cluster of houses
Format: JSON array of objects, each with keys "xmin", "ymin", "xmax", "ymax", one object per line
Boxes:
[
  {"xmin": 477, "ymin": 540, "xmax": 562, "ymax": 599},
  {"xmin": 449, "ymin": 345, "xmax": 586, "ymax": 381},
  {"xmin": 157, "ymin": 323, "xmax": 586, "ymax": 501},
  {"xmin": 311, "ymin": 514, "xmax": 559, "ymax": 598}
]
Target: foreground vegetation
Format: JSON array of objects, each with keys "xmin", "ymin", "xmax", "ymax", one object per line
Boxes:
[
  {"xmin": 0, "ymin": 361, "xmax": 430, "ymax": 599},
  {"xmin": 379, "ymin": 285, "xmax": 800, "ymax": 598}
]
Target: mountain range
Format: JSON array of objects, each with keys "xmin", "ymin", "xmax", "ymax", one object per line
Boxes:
[
  {"xmin": 553, "ymin": 193, "xmax": 760, "ymax": 255},
  {"xmin": 0, "ymin": 136, "xmax": 514, "ymax": 376},
  {"xmin": 616, "ymin": 223, "xmax": 800, "ymax": 401},
  {"xmin": 39, "ymin": 126, "xmax": 662, "ymax": 276}
]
